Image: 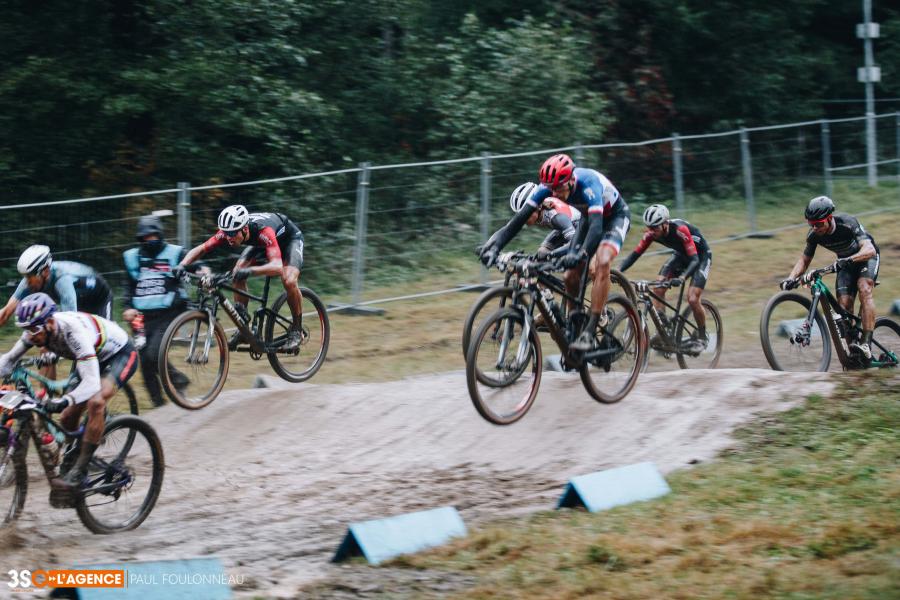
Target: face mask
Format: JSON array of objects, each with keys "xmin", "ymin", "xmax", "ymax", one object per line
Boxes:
[{"xmin": 142, "ymin": 239, "xmax": 164, "ymax": 255}]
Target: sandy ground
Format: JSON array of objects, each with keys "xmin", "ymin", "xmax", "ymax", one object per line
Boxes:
[{"xmin": 2, "ymin": 367, "xmax": 836, "ymax": 599}]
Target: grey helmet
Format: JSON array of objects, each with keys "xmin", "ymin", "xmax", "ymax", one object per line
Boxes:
[
  {"xmin": 642, "ymin": 204, "xmax": 670, "ymax": 227},
  {"xmin": 805, "ymin": 196, "xmax": 835, "ymax": 221}
]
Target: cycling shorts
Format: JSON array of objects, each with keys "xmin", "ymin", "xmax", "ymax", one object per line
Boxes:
[
  {"xmin": 660, "ymin": 252, "xmax": 713, "ymax": 290},
  {"xmin": 599, "ymin": 200, "xmax": 631, "ymax": 255},
  {"xmin": 240, "ymin": 232, "xmax": 304, "ymax": 270},
  {"xmin": 836, "ymin": 252, "xmax": 879, "ymax": 297},
  {"xmin": 100, "ymin": 343, "xmax": 139, "ymax": 389}
]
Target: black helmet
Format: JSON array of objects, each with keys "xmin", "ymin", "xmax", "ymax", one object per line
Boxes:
[
  {"xmin": 136, "ymin": 215, "xmax": 164, "ymax": 240},
  {"xmin": 805, "ymin": 196, "xmax": 835, "ymax": 221}
]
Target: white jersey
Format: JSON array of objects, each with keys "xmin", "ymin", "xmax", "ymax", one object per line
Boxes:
[
  {"xmin": 0, "ymin": 312, "xmax": 130, "ymax": 405},
  {"xmin": 33, "ymin": 312, "xmax": 129, "ymax": 362}
]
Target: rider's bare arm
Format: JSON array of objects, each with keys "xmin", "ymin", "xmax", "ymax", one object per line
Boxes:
[
  {"xmin": 180, "ymin": 243, "xmax": 208, "ymax": 266},
  {"xmin": 0, "ymin": 296, "xmax": 20, "ymax": 327},
  {"xmin": 848, "ymin": 239, "xmax": 876, "ymax": 263},
  {"xmin": 788, "ymin": 254, "xmax": 813, "ymax": 280}
]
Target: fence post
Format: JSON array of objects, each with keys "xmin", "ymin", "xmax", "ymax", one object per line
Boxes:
[
  {"xmin": 821, "ymin": 120, "xmax": 833, "ymax": 198},
  {"xmin": 351, "ymin": 163, "xmax": 371, "ymax": 306},
  {"xmin": 177, "ymin": 182, "xmax": 190, "ymax": 248},
  {"xmin": 896, "ymin": 112, "xmax": 900, "ymax": 194},
  {"xmin": 480, "ymin": 152, "xmax": 492, "ymax": 285},
  {"xmin": 739, "ymin": 128, "xmax": 757, "ymax": 232},
  {"xmin": 672, "ymin": 133, "xmax": 685, "ymax": 217},
  {"xmin": 574, "ymin": 143, "xmax": 585, "ymax": 164}
]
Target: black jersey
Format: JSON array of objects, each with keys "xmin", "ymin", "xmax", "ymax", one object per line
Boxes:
[{"xmin": 803, "ymin": 213, "xmax": 876, "ymax": 259}]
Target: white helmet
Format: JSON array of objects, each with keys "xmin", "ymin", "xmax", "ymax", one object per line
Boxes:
[
  {"xmin": 218, "ymin": 205, "xmax": 250, "ymax": 233},
  {"xmin": 17, "ymin": 245, "xmax": 52, "ymax": 275},
  {"xmin": 509, "ymin": 182, "xmax": 539, "ymax": 213},
  {"xmin": 642, "ymin": 204, "xmax": 670, "ymax": 227}
]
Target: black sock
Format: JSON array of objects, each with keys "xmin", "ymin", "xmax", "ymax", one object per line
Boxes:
[
  {"xmin": 71, "ymin": 441, "xmax": 98, "ymax": 476},
  {"xmin": 861, "ymin": 330, "xmax": 872, "ymax": 345}
]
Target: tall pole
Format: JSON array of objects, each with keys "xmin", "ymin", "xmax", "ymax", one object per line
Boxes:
[
  {"xmin": 177, "ymin": 182, "xmax": 190, "ymax": 248},
  {"xmin": 480, "ymin": 153, "xmax": 492, "ymax": 285},
  {"xmin": 672, "ymin": 134, "xmax": 685, "ymax": 217},
  {"xmin": 351, "ymin": 163, "xmax": 371, "ymax": 306},
  {"xmin": 861, "ymin": 0, "xmax": 878, "ymax": 186},
  {"xmin": 740, "ymin": 128, "xmax": 757, "ymax": 232},
  {"xmin": 821, "ymin": 121, "xmax": 833, "ymax": 198}
]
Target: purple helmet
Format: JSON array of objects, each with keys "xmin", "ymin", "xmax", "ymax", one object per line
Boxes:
[{"xmin": 15, "ymin": 293, "xmax": 57, "ymax": 328}]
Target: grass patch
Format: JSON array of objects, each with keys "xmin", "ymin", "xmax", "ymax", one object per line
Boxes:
[{"xmin": 394, "ymin": 374, "xmax": 900, "ymax": 599}]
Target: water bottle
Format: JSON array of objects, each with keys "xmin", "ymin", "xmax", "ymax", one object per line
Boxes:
[
  {"xmin": 38, "ymin": 428, "xmax": 60, "ymax": 467},
  {"xmin": 132, "ymin": 313, "xmax": 146, "ymax": 350}
]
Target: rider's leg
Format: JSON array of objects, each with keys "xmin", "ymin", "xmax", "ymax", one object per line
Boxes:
[
  {"xmin": 564, "ymin": 263, "xmax": 585, "ymax": 314},
  {"xmin": 854, "ymin": 277, "xmax": 876, "ymax": 356},
  {"xmin": 589, "ymin": 243, "xmax": 618, "ymax": 321},
  {"xmin": 232, "ymin": 257, "xmax": 253, "ymax": 310},
  {"xmin": 687, "ymin": 286, "xmax": 706, "ymax": 331},
  {"xmin": 281, "ymin": 266, "xmax": 303, "ymax": 330}
]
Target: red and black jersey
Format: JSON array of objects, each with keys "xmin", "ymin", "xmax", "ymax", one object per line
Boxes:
[
  {"xmin": 201, "ymin": 212, "xmax": 301, "ymax": 263},
  {"xmin": 632, "ymin": 218, "xmax": 709, "ymax": 259}
]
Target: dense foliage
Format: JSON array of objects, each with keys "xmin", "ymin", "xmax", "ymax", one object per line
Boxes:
[{"xmin": 2, "ymin": 0, "xmax": 898, "ymax": 202}]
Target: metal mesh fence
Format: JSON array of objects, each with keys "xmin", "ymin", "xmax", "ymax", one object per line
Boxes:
[{"xmin": 1, "ymin": 112, "xmax": 898, "ymax": 310}]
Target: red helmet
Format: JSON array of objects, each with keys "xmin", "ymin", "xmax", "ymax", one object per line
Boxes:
[{"xmin": 539, "ymin": 154, "xmax": 575, "ymax": 187}]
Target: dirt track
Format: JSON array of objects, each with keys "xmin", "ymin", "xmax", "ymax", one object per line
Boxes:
[{"xmin": 4, "ymin": 368, "xmax": 835, "ymax": 598}]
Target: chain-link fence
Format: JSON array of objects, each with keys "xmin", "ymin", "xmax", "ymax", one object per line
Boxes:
[{"xmin": 2, "ymin": 112, "xmax": 899, "ymax": 308}]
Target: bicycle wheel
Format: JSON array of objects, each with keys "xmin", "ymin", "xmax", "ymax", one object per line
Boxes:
[
  {"xmin": 610, "ymin": 269, "xmax": 638, "ymax": 308},
  {"xmin": 76, "ymin": 415, "xmax": 164, "ymax": 534},
  {"xmin": 461, "ymin": 286, "xmax": 513, "ymax": 358},
  {"xmin": 580, "ymin": 294, "xmax": 643, "ymax": 404},
  {"xmin": 639, "ymin": 319, "xmax": 651, "ymax": 373},
  {"xmin": 871, "ymin": 317, "xmax": 900, "ymax": 367},
  {"xmin": 0, "ymin": 438, "xmax": 28, "ymax": 529},
  {"xmin": 158, "ymin": 310, "xmax": 229, "ymax": 409},
  {"xmin": 675, "ymin": 299, "xmax": 724, "ymax": 369},
  {"xmin": 466, "ymin": 308, "xmax": 542, "ymax": 425},
  {"xmin": 265, "ymin": 287, "xmax": 330, "ymax": 383},
  {"xmin": 760, "ymin": 292, "xmax": 831, "ymax": 372}
]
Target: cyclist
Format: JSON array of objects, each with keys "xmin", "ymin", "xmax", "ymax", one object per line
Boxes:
[
  {"xmin": 0, "ymin": 293, "xmax": 138, "ymax": 501},
  {"xmin": 480, "ymin": 154, "xmax": 630, "ymax": 351},
  {"xmin": 782, "ymin": 196, "xmax": 879, "ymax": 359},
  {"xmin": 619, "ymin": 204, "xmax": 712, "ymax": 351},
  {"xmin": 0, "ymin": 245, "xmax": 113, "ymax": 326},
  {"xmin": 486, "ymin": 182, "xmax": 582, "ymax": 259},
  {"xmin": 177, "ymin": 205, "xmax": 306, "ymax": 350}
]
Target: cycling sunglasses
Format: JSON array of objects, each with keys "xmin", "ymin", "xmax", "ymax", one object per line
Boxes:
[
  {"xmin": 807, "ymin": 217, "xmax": 831, "ymax": 226},
  {"xmin": 24, "ymin": 324, "xmax": 45, "ymax": 335}
]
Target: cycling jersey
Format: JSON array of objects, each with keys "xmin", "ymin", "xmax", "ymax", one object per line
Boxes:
[
  {"xmin": 529, "ymin": 168, "xmax": 621, "ymax": 216},
  {"xmin": 0, "ymin": 312, "xmax": 132, "ymax": 405},
  {"xmin": 12, "ymin": 261, "xmax": 112, "ymax": 316},
  {"xmin": 632, "ymin": 219, "xmax": 709, "ymax": 258},
  {"xmin": 202, "ymin": 212, "xmax": 303, "ymax": 265},
  {"xmin": 537, "ymin": 199, "xmax": 582, "ymax": 251},
  {"xmin": 803, "ymin": 213, "xmax": 877, "ymax": 259}
]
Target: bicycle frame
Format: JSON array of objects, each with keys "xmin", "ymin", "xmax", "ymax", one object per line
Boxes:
[
  {"xmin": 804, "ymin": 273, "xmax": 894, "ymax": 368},
  {"xmin": 188, "ymin": 275, "xmax": 284, "ymax": 357},
  {"xmin": 499, "ymin": 256, "xmax": 619, "ymax": 368},
  {"xmin": 633, "ymin": 280, "xmax": 690, "ymax": 350}
]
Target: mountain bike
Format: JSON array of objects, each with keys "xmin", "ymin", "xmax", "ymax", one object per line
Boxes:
[
  {"xmin": 465, "ymin": 252, "xmax": 643, "ymax": 425},
  {"xmin": 158, "ymin": 272, "xmax": 330, "ymax": 409},
  {"xmin": 0, "ymin": 360, "xmax": 164, "ymax": 534},
  {"xmin": 760, "ymin": 263, "xmax": 899, "ymax": 371},
  {"xmin": 461, "ymin": 257, "xmax": 638, "ymax": 358},
  {"xmin": 631, "ymin": 278, "xmax": 723, "ymax": 371}
]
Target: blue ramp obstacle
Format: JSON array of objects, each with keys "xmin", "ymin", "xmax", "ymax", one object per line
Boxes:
[
  {"xmin": 558, "ymin": 462, "xmax": 671, "ymax": 513},
  {"xmin": 333, "ymin": 506, "xmax": 467, "ymax": 565},
  {"xmin": 54, "ymin": 558, "xmax": 232, "ymax": 600}
]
